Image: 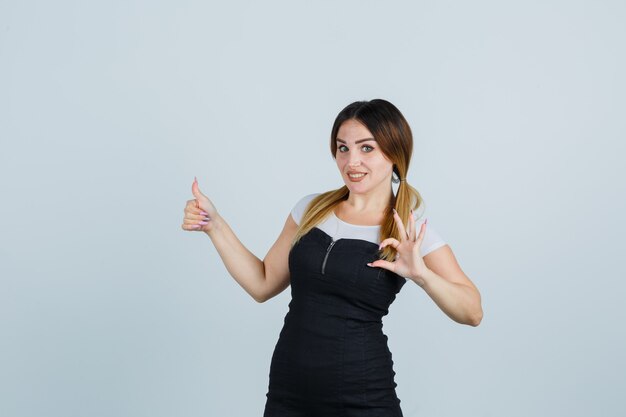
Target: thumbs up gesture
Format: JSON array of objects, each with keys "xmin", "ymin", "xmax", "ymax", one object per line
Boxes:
[{"xmin": 181, "ymin": 177, "xmax": 220, "ymax": 233}]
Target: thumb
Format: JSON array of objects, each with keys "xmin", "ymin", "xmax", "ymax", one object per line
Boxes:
[{"xmin": 191, "ymin": 177, "xmax": 208, "ymax": 202}]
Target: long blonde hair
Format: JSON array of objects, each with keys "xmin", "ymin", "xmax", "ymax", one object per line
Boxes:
[{"xmin": 291, "ymin": 99, "xmax": 425, "ymax": 263}]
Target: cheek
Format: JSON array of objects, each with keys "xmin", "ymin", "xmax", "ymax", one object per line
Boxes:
[{"xmin": 371, "ymin": 158, "xmax": 393, "ymax": 174}]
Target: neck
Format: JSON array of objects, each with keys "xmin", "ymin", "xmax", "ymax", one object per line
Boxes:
[{"xmin": 344, "ymin": 184, "xmax": 394, "ymax": 213}]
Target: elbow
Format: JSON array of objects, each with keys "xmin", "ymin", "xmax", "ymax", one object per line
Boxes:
[
  {"xmin": 253, "ymin": 286, "xmax": 270, "ymax": 303},
  {"xmin": 469, "ymin": 309, "xmax": 483, "ymax": 327},
  {"xmin": 252, "ymin": 277, "xmax": 268, "ymax": 303},
  {"xmin": 467, "ymin": 289, "xmax": 483, "ymax": 327}
]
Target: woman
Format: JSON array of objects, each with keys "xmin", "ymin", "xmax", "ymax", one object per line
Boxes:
[{"xmin": 182, "ymin": 99, "xmax": 483, "ymax": 416}]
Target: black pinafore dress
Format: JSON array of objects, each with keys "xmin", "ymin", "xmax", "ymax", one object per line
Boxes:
[{"xmin": 263, "ymin": 227, "xmax": 407, "ymax": 417}]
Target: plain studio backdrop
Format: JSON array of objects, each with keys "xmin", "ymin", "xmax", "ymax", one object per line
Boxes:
[{"xmin": 1, "ymin": 1, "xmax": 624, "ymax": 416}]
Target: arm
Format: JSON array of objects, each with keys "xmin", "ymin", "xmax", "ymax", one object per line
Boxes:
[
  {"xmin": 205, "ymin": 213, "xmax": 297, "ymax": 303},
  {"xmin": 416, "ymin": 245, "xmax": 483, "ymax": 326},
  {"xmin": 374, "ymin": 210, "xmax": 483, "ymax": 326}
]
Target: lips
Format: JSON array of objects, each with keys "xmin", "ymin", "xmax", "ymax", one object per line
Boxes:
[{"xmin": 347, "ymin": 172, "xmax": 367, "ymax": 181}]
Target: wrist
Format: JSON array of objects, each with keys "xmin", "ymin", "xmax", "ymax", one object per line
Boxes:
[
  {"xmin": 410, "ymin": 267, "xmax": 433, "ymax": 288},
  {"xmin": 204, "ymin": 214, "xmax": 225, "ymax": 237}
]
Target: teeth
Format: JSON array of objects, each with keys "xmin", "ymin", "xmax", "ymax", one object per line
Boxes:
[{"xmin": 349, "ymin": 173, "xmax": 366, "ymax": 178}]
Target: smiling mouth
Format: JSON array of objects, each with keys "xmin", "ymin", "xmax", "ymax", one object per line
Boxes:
[{"xmin": 348, "ymin": 173, "xmax": 367, "ymax": 179}]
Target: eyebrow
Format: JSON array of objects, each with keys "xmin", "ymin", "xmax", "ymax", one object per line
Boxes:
[{"xmin": 336, "ymin": 138, "xmax": 376, "ymax": 144}]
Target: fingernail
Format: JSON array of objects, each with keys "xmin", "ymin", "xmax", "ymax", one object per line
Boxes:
[
  {"xmin": 200, "ymin": 211, "xmax": 208, "ymax": 216},
  {"xmin": 366, "ymin": 263, "xmax": 372, "ymax": 267},
  {"xmin": 378, "ymin": 244, "xmax": 382, "ymax": 250},
  {"xmin": 198, "ymin": 221, "xmax": 209, "ymax": 225},
  {"xmin": 392, "ymin": 208, "xmax": 397, "ymax": 215},
  {"xmin": 425, "ymin": 218, "xmax": 428, "ymax": 225}
]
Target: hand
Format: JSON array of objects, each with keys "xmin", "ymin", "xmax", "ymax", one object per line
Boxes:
[
  {"xmin": 368, "ymin": 208, "xmax": 430, "ymax": 285},
  {"xmin": 181, "ymin": 177, "xmax": 220, "ymax": 233}
]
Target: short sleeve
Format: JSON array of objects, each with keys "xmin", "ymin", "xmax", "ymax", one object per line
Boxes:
[
  {"xmin": 416, "ymin": 217, "xmax": 447, "ymax": 256},
  {"xmin": 290, "ymin": 193, "xmax": 321, "ymax": 225}
]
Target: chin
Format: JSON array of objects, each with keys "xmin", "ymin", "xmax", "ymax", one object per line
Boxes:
[{"xmin": 345, "ymin": 184, "xmax": 368, "ymax": 193}]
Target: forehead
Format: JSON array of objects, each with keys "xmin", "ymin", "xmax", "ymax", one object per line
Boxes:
[{"xmin": 336, "ymin": 119, "xmax": 374, "ymax": 142}]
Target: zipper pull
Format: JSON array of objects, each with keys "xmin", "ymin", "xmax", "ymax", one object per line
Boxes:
[{"xmin": 321, "ymin": 239, "xmax": 336, "ymax": 275}]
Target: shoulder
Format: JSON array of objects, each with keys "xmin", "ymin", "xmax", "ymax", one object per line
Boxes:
[{"xmin": 290, "ymin": 193, "xmax": 322, "ymax": 225}]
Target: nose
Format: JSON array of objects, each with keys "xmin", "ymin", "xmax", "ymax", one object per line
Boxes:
[{"xmin": 348, "ymin": 153, "xmax": 361, "ymax": 167}]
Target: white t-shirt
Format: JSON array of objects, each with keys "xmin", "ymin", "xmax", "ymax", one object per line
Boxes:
[{"xmin": 290, "ymin": 193, "xmax": 447, "ymax": 280}]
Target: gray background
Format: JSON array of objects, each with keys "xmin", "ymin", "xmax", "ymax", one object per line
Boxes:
[{"xmin": 1, "ymin": 0, "xmax": 624, "ymax": 416}]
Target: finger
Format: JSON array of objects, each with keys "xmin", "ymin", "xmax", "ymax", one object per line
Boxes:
[
  {"xmin": 379, "ymin": 237, "xmax": 401, "ymax": 250},
  {"xmin": 186, "ymin": 212, "xmax": 211, "ymax": 221},
  {"xmin": 192, "ymin": 180, "xmax": 206, "ymax": 201},
  {"xmin": 367, "ymin": 259, "xmax": 396, "ymax": 273},
  {"xmin": 392, "ymin": 208, "xmax": 408, "ymax": 241},
  {"xmin": 189, "ymin": 207, "xmax": 210, "ymax": 217},
  {"xmin": 183, "ymin": 215, "xmax": 211, "ymax": 224},
  {"xmin": 184, "ymin": 209, "xmax": 209, "ymax": 220},
  {"xmin": 185, "ymin": 200, "xmax": 209, "ymax": 216},
  {"xmin": 408, "ymin": 209, "xmax": 416, "ymax": 241},
  {"xmin": 181, "ymin": 223, "xmax": 202, "ymax": 231},
  {"xmin": 416, "ymin": 218, "xmax": 428, "ymax": 246},
  {"xmin": 183, "ymin": 217, "xmax": 210, "ymax": 226}
]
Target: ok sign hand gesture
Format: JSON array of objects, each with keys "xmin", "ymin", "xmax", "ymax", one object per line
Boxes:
[{"xmin": 368, "ymin": 208, "xmax": 429, "ymax": 286}]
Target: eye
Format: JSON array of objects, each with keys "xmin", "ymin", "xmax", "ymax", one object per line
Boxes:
[{"xmin": 337, "ymin": 144, "xmax": 375, "ymax": 153}]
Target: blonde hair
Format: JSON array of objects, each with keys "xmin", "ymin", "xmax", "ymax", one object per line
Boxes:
[{"xmin": 291, "ymin": 99, "xmax": 425, "ymax": 263}]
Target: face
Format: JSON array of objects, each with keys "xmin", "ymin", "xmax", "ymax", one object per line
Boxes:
[{"xmin": 335, "ymin": 119, "xmax": 394, "ymax": 195}]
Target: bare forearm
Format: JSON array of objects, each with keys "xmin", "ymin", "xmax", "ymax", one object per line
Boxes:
[
  {"xmin": 413, "ymin": 269, "xmax": 483, "ymax": 326},
  {"xmin": 204, "ymin": 215, "xmax": 266, "ymax": 302}
]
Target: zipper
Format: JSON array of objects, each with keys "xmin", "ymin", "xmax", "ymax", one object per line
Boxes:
[{"xmin": 321, "ymin": 239, "xmax": 337, "ymax": 275}]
